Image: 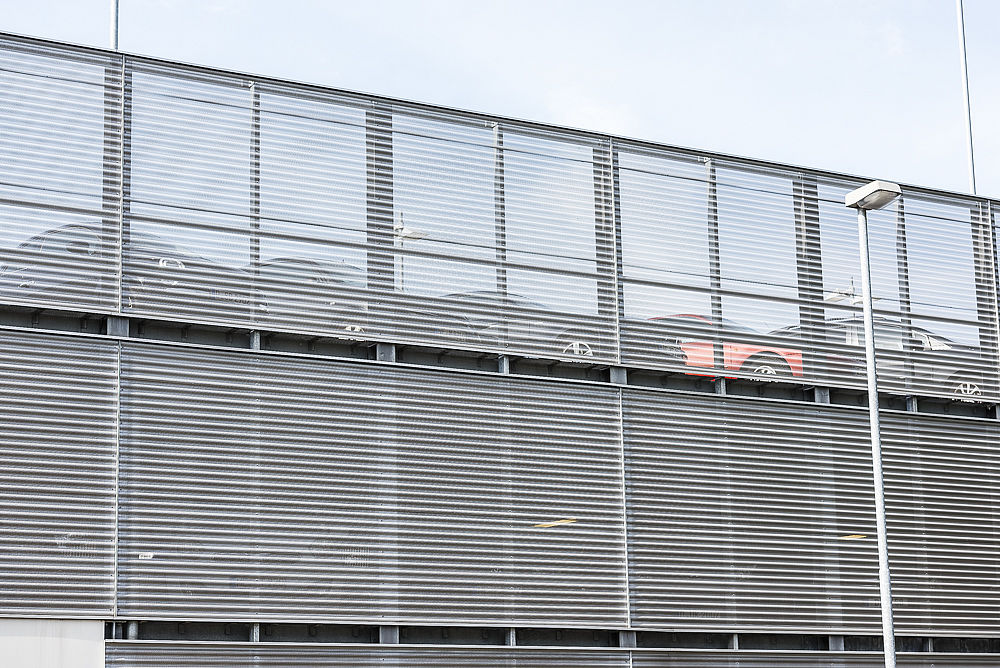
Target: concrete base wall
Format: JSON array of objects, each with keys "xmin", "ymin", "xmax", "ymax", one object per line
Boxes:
[{"xmin": 0, "ymin": 619, "xmax": 104, "ymax": 668}]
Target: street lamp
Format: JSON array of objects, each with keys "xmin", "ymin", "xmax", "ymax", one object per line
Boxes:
[{"xmin": 845, "ymin": 179, "xmax": 901, "ymax": 668}]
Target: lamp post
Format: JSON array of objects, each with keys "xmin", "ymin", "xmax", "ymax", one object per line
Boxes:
[
  {"xmin": 845, "ymin": 179, "xmax": 901, "ymax": 668},
  {"xmin": 956, "ymin": 0, "xmax": 976, "ymax": 194},
  {"xmin": 110, "ymin": 0, "xmax": 119, "ymax": 50}
]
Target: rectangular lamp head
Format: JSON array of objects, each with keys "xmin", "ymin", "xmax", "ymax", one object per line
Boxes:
[{"xmin": 845, "ymin": 180, "xmax": 901, "ymax": 210}]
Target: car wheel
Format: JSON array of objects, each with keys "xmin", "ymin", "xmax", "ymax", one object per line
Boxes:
[
  {"xmin": 952, "ymin": 379, "xmax": 983, "ymax": 401},
  {"xmin": 558, "ymin": 338, "xmax": 595, "ymax": 358},
  {"xmin": 742, "ymin": 355, "xmax": 791, "ymax": 379}
]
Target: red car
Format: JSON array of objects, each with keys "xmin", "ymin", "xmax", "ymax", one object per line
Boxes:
[{"xmin": 650, "ymin": 314, "xmax": 804, "ymax": 378}]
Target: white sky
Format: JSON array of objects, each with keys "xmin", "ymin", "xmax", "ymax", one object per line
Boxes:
[{"xmin": 1, "ymin": 0, "xmax": 997, "ymax": 197}]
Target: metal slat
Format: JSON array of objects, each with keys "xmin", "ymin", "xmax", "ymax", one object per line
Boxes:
[
  {"xmin": 897, "ymin": 657, "xmax": 1000, "ymax": 667},
  {"xmin": 0, "ymin": 37, "xmax": 121, "ymax": 313},
  {"xmin": 105, "ymin": 642, "xmax": 630, "ymax": 667},
  {"xmin": 0, "ymin": 330, "xmax": 117, "ymax": 614},
  {"xmin": 116, "ymin": 342, "xmax": 628, "ymax": 625},
  {"xmin": 623, "ymin": 391, "xmax": 881, "ymax": 632},
  {"xmin": 630, "ymin": 650, "xmax": 882, "ymax": 667},
  {"xmin": 103, "ymin": 642, "xmax": 911, "ymax": 667},
  {"xmin": 882, "ymin": 412, "xmax": 1000, "ymax": 635},
  {"xmin": 617, "ymin": 150, "xmax": 1000, "ymax": 404},
  {"xmin": 0, "ymin": 35, "xmax": 998, "ymax": 399}
]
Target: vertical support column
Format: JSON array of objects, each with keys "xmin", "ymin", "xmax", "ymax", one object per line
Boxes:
[
  {"xmin": 594, "ymin": 141, "xmax": 620, "ymax": 362},
  {"xmin": 120, "ymin": 63, "xmax": 133, "ymax": 312},
  {"xmin": 379, "ymin": 625, "xmax": 399, "ymax": 644},
  {"xmin": 505, "ymin": 628, "xmax": 516, "ymax": 646},
  {"xmin": 493, "ymin": 122, "xmax": 509, "ymax": 352},
  {"xmin": 971, "ymin": 202, "xmax": 1000, "ymax": 399},
  {"xmin": 110, "ymin": 56, "xmax": 132, "ymax": 313},
  {"xmin": 829, "ymin": 635, "xmax": 845, "ymax": 651},
  {"xmin": 991, "ymin": 201, "xmax": 1000, "ymax": 418},
  {"xmin": 249, "ymin": 82, "xmax": 262, "ymax": 326},
  {"xmin": 792, "ymin": 174, "xmax": 824, "ymax": 383},
  {"xmin": 895, "ymin": 197, "xmax": 916, "ymax": 390},
  {"xmin": 106, "ymin": 316, "xmax": 129, "ymax": 337},
  {"xmin": 376, "ymin": 342, "xmax": 396, "ymax": 362},
  {"xmin": 813, "ymin": 382, "xmax": 846, "ymax": 633},
  {"xmin": 705, "ymin": 160, "xmax": 724, "ymax": 374},
  {"xmin": 102, "ymin": 55, "xmax": 125, "ymax": 312},
  {"xmin": 366, "ymin": 104, "xmax": 395, "ymax": 336},
  {"xmin": 618, "ymin": 630, "xmax": 636, "ymax": 648}
]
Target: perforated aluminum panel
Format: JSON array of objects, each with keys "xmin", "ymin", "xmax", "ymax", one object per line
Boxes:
[
  {"xmin": 624, "ymin": 391, "xmax": 881, "ymax": 632},
  {"xmin": 882, "ymin": 412, "xmax": 1000, "ymax": 635},
  {"xmin": 105, "ymin": 643, "xmax": 629, "ymax": 667},
  {"xmin": 0, "ymin": 36, "xmax": 121, "ymax": 313},
  {"xmin": 116, "ymin": 343, "xmax": 627, "ymax": 625},
  {"xmin": 0, "ymin": 330, "xmax": 117, "ymax": 614}
]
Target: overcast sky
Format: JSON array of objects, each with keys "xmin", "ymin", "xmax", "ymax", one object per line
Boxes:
[{"xmin": 2, "ymin": 0, "xmax": 997, "ymax": 197}]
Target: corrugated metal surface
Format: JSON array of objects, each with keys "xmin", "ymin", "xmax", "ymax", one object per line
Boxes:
[
  {"xmin": 0, "ymin": 330, "xmax": 117, "ymax": 614},
  {"xmin": 630, "ymin": 650, "xmax": 882, "ymax": 667},
  {"xmin": 0, "ymin": 36, "xmax": 121, "ymax": 313},
  {"xmin": 116, "ymin": 342, "xmax": 628, "ymax": 624},
  {"xmin": 100, "ymin": 643, "xmax": 1000, "ymax": 667},
  {"xmin": 624, "ymin": 391, "xmax": 881, "ymax": 632},
  {"xmin": 898, "ymin": 656, "xmax": 1000, "ymax": 667},
  {"xmin": 104, "ymin": 643, "xmax": 901, "ymax": 667},
  {"xmin": 882, "ymin": 412, "xmax": 1000, "ymax": 635},
  {"xmin": 105, "ymin": 642, "xmax": 629, "ymax": 667}
]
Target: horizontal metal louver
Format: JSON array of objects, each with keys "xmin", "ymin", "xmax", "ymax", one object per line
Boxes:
[
  {"xmin": 623, "ymin": 391, "xmax": 881, "ymax": 632},
  {"xmin": 881, "ymin": 412, "xmax": 1000, "ymax": 635},
  {"xmin": 0, "ymin": 36, "xmax": 120, "ymax": 313},
  {"xmin": 1, "ymin": 34, "xmax": 997, "ymax": 400},
  {"xmin": 118, "ymin": 61, "xmax": 618, "ymax": 362},
  {"xmin": 101, "ymin": 643, "xmax": 1000, "ymax": 667},
  {"xmin": 0, "ymin": 330, "xmax": 117, "ymax": 614},
  {"xmin": 116, "ymin": 342, "xmax": 628, "ymax": 625},
  {"xmin": 897, "ymin": 656, "xmax": 1000, "ymax": 667},
  {"xmin": 630, "ymin": 650, "xmax": 882, "ymax": 667},
  {"xmin": 105, "ymin": 642, "xmax": 629, "ymax": 667},
  {"xmin": 617, "ymin": 148, "xmax": 999, "ymax": 403}
]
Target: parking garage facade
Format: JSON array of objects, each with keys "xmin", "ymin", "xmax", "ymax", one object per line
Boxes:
[{"xmin": 1, "ymin": 32, "xmax": 1000, "ymax": 667}]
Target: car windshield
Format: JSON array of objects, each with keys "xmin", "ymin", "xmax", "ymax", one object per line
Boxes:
[
  {"xmin": 444, "ymin": 291, "xmax": 550, "ymax": 311},
  {"xmin": 259, "ymin": 260, "xmax": 365, "ymax": 287},
  {"xmin": 654, "ymin": 315, "xmax": 759, "ymax": 334},
  {"xmin": 126, "ymin": 232, "xmax": 186, "ymax": 256}
]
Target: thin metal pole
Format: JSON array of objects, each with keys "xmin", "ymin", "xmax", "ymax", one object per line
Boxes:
[
  {"xmin": 956, "ymin": 0, "xmax": 976, "ymax": 194},
  {"xmin": 857, "ymin": 206, "xmax": 896, "ymax": 668},
  {"xmin": 110, "ymin": 0, "xmax": 120, "ymax": 51}
]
